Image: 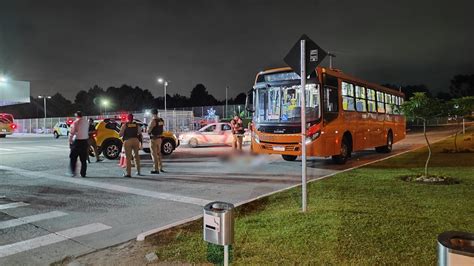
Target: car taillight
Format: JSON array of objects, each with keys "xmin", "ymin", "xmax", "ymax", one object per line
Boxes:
[
  {"xmin": 93, "ymin": 133, "xmax": 97, "ymax": 137},
  {"xmin": 10, "ymin": 123, "xmax": 17, "ymax": 130}
]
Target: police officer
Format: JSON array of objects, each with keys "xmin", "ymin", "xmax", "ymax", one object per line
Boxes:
[
  {"xmin": 148, "ymin": 109, "xmax": 164, "ymax": 174},
  {"xmin": 119, "ymin": 113, "xmax": 142, "ymax": 177},
  {"xmin": 230, "ymin": 114, "xmax": 244, "ymax": 151}
]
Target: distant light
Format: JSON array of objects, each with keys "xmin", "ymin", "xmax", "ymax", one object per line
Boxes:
[
  {"xmin": 102, "ymin": 99, "xmax": 109, "ymax": 106},
  {"xmin": 145, "ymin": 110, "xmax": 151, "ymax": 116},
  {"xmin": 0, "ymin": 76, "xmax": 8, "ymax": 82},
  {"xmin": 157, "ymin": 78, "xmax": 164, "ymax": 84}
]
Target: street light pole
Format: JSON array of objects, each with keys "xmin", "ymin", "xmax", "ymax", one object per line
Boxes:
[
  {"xmin": 225, "ymin": 86, "xmax": 228, "ymax": 119},
  {"xmin": 158, "ymin": 78, "xmax": 170, "ymax": 125},
  {"xmin": 38, "ymin": 95, "xmax": 51, "ymax": 133}
]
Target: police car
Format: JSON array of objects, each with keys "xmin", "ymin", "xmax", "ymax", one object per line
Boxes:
[{"xmin": 53, "ymin": 122, "xmax": 70, "ymax": 138}]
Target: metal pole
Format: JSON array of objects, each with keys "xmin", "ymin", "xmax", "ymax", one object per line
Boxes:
[
  {"xmin": 43, "ymin": 97, "xmax": 47, "ymax": 131},
  {"xmin": 224, "ymin": 245, "xmax": 229, "ymax": 266},
  {"xmin": 225, "ymin": 86, "xmax": 228, "ymax": 119},
  {"xmin": 164, "ymin": 82, "xmax": 167, "ymax": 117},
  {"xmin": 300, "ymin": 39, "xmax": 307, "ymax": 212},
  {"xmin": 462, "ymin": 118, "xmax": 465, "ymax": 134}
]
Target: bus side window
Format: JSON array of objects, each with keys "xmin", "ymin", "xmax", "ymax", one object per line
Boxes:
[{"xmin": 324, "ymin": 86, "xmax": 338, "ymax": 113}]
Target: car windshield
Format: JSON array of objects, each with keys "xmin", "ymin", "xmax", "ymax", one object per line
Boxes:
[{"xmin": 255, "ymin": 83, "xmax": 321, "ymax": 123}]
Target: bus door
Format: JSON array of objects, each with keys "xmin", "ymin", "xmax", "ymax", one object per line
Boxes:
[{"xmin": 321, "ymin": 75, "xmax": 339, "ymax": 155}]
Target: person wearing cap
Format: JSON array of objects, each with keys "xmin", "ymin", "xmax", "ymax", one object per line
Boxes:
[
  {"xmin": 230, "ymin": 114, "xmax": 244, "ymax": 151},
  {"xmin": 148, "ymin": 109, "xmax": 165, "ymax": 174},
  {"xmin": 119, "ymin": 113, "xmax": 142, "ymax": 177},
  {"xmin": 69, "ymin": 111, "xmax": 89, "ymax": 177}
]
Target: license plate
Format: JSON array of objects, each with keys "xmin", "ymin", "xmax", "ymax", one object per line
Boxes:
[{"xmin": 273, "ymin": 146, "xmax": 285, "ymax": 151}]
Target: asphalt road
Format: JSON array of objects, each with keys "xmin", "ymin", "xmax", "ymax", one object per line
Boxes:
[{"xmin": 0, "ymin": 128, "xmax": 455, "ymax": 265}]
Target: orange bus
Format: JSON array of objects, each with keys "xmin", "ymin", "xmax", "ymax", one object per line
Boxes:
[
  {"xmin": 247, "ymin": 66, "xmax": 405, "ymax": 164},
  {"xmin": 0, "ymin": 113, "xmax": 17, "ymax": 138}
]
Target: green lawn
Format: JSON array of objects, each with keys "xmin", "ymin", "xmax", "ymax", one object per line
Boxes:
[{"xmin": 153, "ymin": 130, "xmax": 474, "ymax": 265}]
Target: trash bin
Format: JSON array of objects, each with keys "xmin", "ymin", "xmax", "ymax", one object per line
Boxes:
[
  {"xmin": 203, "ymin": 201, "xmax": 234, "ymax": 246},
  {"xmin": 438, "ymin": 231, "xmax": 474, "ymax": 266}
]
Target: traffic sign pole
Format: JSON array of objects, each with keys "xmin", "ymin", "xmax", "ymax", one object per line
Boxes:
[{"xmin": 300, "ymin": 39, "xmax": 307, "ymax": 212}]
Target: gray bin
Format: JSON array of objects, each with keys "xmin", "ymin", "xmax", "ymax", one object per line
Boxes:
[
  {"xmin": 203, "ymin": 201, "xmax": 234, "ymax": 245},
  {"xmin": 438, "ymin": 231, "xmax": 474, "ymax": 266}
]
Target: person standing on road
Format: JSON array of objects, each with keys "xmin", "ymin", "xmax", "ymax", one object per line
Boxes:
[
  {"xmin": 69, "ymin": 111, "xmax": 89, "ymax": 177},
  {"xmin": 230, "ymin": 114, "xmax": 244, "ymax": 151},
  {"xmin": 148, "ymin": 109, "xmax": 164, "ymax": 174},
  {"xmin": 119, "ymin": 113, "xmax": 142, "ymax": 177},
  {"xmin": 88, "ymin": 118, "xmax": 102, "ymax": 162}
]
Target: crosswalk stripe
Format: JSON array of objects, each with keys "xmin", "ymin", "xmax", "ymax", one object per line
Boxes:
[
  {"xmin": 0, "ymin": 211, "xmax": 68, "ymax": 230},
  {"xmin": 0, "ymin": 223, "xmax": 111, "ymax": 258},
  {"xmin": 0, "ymin": 202, "xmax": 29, "ymax": 210},
  {"xmin": 0, "ymin": 165, "xmax": 211, "ymax": 206}
]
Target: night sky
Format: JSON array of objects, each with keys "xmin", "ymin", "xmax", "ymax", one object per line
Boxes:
[{"xmin": 1, "ymin": 0, "xmax": 473, "ymax": 101}]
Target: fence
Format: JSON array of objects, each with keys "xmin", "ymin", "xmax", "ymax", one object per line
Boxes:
[
  {"xmin": 172, "ymin": 104, "xmax": 250, "ymax": 120},
  {"xmin": 13, "ymin": 110, "xmax": 195, "ymax": 134}
]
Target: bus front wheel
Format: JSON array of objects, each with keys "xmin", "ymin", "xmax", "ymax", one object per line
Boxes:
[
  {"xmin": 332, "ymin": 137, "xmax": 351, "ymax": 164},
  {"xmin": 375, "ymin": 131, "xmax": 393, "ymax": 153},
  {"xmin": 282, "ymin": 155, "xmax": 297, "ymax": 161}
]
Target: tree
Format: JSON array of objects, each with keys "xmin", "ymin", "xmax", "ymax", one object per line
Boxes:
[
  {"xmin": 189, "ymin": 84, "xmax": 217, "ymax": 106},
  {"xmin": 449, "ymin": 74, "xmax": 474, "ymax": 97},
  {"xmin": 445, "ymin": 96, "xmax": 474, "ymax": 152},
  {"xmin": 401, "ymin": 92, "xmax": 443, "ymax": 176}
]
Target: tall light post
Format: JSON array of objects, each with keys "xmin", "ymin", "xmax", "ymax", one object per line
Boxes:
[
  {"xmin": 157, "ymin": 78, "xmax": 170, "ymax": 117},
  {"xmin": 101, "ymin": 99, "xmax": 109, "ymax": 116},
  {"xmin": 225, "ymin": 86, "xmax": 228, "ymax": 118},
  {"xmin": 38, "ymin": 95, "xmax": 51, "ymax": 132}
]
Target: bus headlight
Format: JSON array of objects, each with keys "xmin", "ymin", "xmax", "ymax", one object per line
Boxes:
[{"xmin": 305, "ymin": 130, "xmax": 321, "ymax": 144}]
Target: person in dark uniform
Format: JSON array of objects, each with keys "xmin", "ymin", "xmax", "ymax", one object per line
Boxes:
[
  {"xmin": 148, "ymin": 109, "xmax": 164, "ymax": 174},
  {"xmin": 69, "ymin": 111, "xmax": 89, "ymax": 177},
  {"xmin": 119, "ymin": 113, "xmax": 142, "ymax": 177},
  {"xmin": 88, "ymin": 118, "xmax": 102, "ymax": 162}
]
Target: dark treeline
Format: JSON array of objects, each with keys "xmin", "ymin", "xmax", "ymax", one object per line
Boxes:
[
  {"xmin": 0, "ymin": 83, "xmax": 247, "ymax": 119},
  {"xmin": 2, "ymin": 74, "xmax": 473, "ymax": 119}
]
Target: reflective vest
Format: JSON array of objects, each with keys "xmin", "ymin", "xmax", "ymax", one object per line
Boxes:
[
  {"xmin": 123, "ymin": 122, "xmax": 139, "ymax": 140},
  {"xmin": 150, "ymin": 118, "xmax": 164, "ymax": 138}
]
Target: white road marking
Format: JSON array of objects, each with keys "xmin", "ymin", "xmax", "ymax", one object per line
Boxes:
[
  {"xmin": 0, "ymin": 148, "xmax": 14, "ymax": 151},
  {"xmin": 0, "ymin": 202, "xmax": 29, "ymax": 210},
  {"xmin": 0, "ymin": 211, "xmax": 68, "ymax": 230},
  {"xmin": 0, "ymin": 223, "xmax": 111, "ymax": 258},
  {"xmin": 0, "ymin": 165, "xmax": 211, "ymax": 206}
]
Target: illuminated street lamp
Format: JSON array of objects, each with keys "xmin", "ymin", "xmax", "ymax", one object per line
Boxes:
[
  {"xmin": 101, "ymin": 99, "xmax": 109, "ymax": 115},
  {"xmin": 38, "ymin": 95, "xmax": 52, "ymax": 132},
  {"xmin": 157, "ymin": 78, "xmax": 170, "ymax": 116},
  {"xmin": 0, "ymin": 75, "xmax": 7, "ymax": 82},
  {"xmin": 38, "ymin": 95, "xmax": 52, "ymax": 119}
]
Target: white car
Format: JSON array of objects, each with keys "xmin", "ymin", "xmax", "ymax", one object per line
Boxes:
[
  {"xmin": 178, "ymin": 122, "xmax": 250, "ymax": 147},
  {"xmin": 53, "ymin": 122, "xmax": 70, "ymax": 138}
]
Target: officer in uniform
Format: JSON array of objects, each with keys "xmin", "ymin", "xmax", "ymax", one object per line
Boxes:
[
  {"xmin": 148, "ymin": 109, "xmax": 164, "ymax": 174},
  {"xmin": 119, "ymin": 113, "xmax": 142, "ymax": 177},
  {"xmin": 230, "ymin": 114, "xmax": 244, "ymax": 151}
]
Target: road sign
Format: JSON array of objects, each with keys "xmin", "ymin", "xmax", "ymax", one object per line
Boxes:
[{"xmin": 284, "ymin": 34, "xmax": 328, "ymax": 76}]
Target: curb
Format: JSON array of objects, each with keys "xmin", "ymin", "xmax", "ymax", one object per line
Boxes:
[{"xmin": 136, "ymin": 129, "xmax": 458, "ymax": 241}]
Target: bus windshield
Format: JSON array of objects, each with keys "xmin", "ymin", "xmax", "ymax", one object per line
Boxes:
[{"xmin": 255, "ymin": 83, "xmax": 321, "ymax": 123}]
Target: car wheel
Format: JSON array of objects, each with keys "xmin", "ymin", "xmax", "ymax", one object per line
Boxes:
[
  {"xmin": 282, "ymin": 155, "xmax": 297, "ymax": 161},
  {"xmin": 54, "ymin": 131, "xmax": 59, "ymax": 139},
  {"xmin": 332, "ymin": 137, "xmax": 351, "ymax": 164},
  {"xmin": 103, "ymin": 140, "xmax": 122, "ymax": 160},
  {"xmin": 161, "ymin": 139, "xmax": 175, "ymax": 155},
  {"xmin": 189, "ymin": 138, "xmax": 198, "ymax": 148}
]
